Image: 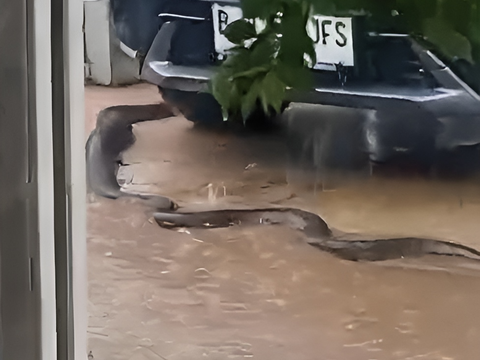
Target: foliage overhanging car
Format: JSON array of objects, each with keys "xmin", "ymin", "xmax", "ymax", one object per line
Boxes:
[{"xmin": 109, "ymin": 0, "xmax": 480, "ymax": 174}]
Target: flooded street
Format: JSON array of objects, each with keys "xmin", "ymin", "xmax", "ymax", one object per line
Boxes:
[{"xmin": 86, "ymin": 84, "xmax": 480, "ymax": 360}]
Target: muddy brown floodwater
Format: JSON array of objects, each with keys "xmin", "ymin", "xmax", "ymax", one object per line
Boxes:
[{"xmin": 86, "ymin": 84, "xmax": 480, "ymax": 360}]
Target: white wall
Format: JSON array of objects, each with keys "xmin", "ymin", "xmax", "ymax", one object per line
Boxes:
[
  {"xmin": 84, "ymin": 0, "xmax": 140, "ymax": 85},
  {"xmin": 84, "ymin": 0, "xmax": 112, "ymax": 85}
]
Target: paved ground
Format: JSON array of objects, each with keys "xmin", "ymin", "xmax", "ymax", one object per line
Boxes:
[{"xmin": 86, "ymin": 83, "xmax": 480, "ymax": 360}]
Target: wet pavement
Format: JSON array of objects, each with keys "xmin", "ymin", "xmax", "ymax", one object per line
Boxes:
[{"xmin": 86, "ymin": 84, "xmax": 480, "ymax": 360}]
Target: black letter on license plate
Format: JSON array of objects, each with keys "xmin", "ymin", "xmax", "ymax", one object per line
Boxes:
[
  {"xmin": 321, "ymin": 20, "xmax": 332, "ymax": 45},
  {"xmin": 335, "ymin": 22, "xmax": 347, "ymax": 47},
  {"xmin": 219, "ymin": 10, "xmax": 228, "ymax": 34}
]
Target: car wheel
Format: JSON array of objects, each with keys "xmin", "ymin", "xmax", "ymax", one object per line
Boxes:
[
  {"xmin": 159, "ymin": 87, "xmax": 224, "ymax": 125},
  {"xmin": 365, "ymin": 106, "xmax": 439, "ymax": 175}
]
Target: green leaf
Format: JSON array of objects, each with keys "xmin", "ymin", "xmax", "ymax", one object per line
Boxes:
[
  {"xmin": 211, "ymin": 69, "xmax": 233, "ymax": 111},
  {"xmin": 441, "ymin": 0, "xmax": 471, "ymax": 36},
  {"xmin": 259, "ymin": 70, "xmax": 286, "ymax": 114},
  {"xmin": 212, "ymin": 0, "xmax": 480, "ymax": 126},
  {"xmin": 276, "ymin": 60, "xmax": 312, "ymax": 89},
  {"xmin": 223, "ymin": 19, "xmax": 257, "ymax": 45},
  {"xmin": 242, "ymin": 0, "xmax": 283, "ymax": 19},
  {"xmin": 310, "ymin": 0, "xmax": 335, "ymax": 16},
  {"xmin": 277, "ymin": 2, "xmax": 316, "ymax": 67},
  {"xmin": 250, "ymin": 34, "xmax": 279, "ymax": 67},
  {"xmin": 222, "ymin": 47, "xmax": 251, "ymax": 69},
  {"xmin": 241, "ymin": 78, "xmax": 262, "ymax": 120},
  {"xmin": 231, "ymin": 66, "xmax": 270, "ymax": 80},
  {"xmin": 423, "ymin": 17, "xmax": 473, "ymax": 62}
]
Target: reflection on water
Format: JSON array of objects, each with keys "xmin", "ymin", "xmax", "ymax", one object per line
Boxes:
[{"xmin": 87, "ymin": 86, "xmax": 480, "ymax": 360}]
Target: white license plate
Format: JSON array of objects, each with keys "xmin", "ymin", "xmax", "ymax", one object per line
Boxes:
[
  {"xmin": 211, "ymin": 4, "xmax": 355, "ymax": 69},
  {"xmin": 212, "ymin": 4, "xmax": 243, "ymax": 57},
  {"xmin": 307, "ymin": 15, "xmax": 355, "ymax": 68}
]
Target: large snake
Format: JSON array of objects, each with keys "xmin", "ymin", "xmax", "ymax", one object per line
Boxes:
[
  {"xmin": 86, "ymin": 103, "xmax": 178, "ymax": 209},
  {"xmin": 153, "ymin": 208, "xmax": 480, "ymax": 262},
  {"xmin": 86, "ymin": 104, "xmax": 480, "ymax": 263}
]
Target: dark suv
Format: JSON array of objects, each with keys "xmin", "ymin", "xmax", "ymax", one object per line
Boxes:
[{"xmin": 110, "ymin": 0, "xmax": 480, "ymax": 174}]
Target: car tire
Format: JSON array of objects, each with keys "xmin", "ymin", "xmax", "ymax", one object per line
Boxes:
[
  {"xmin": 365, "ymin": 106, "xmax": 439, "ymax": 175},
  {"xmin": 159, "ymin": 87, "xmax": 224, "ymax": 125}
]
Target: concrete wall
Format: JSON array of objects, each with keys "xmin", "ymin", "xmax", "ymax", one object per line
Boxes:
[{"xmin": 84, "ymin": 0, "xmax": 141, "ymax": 86}]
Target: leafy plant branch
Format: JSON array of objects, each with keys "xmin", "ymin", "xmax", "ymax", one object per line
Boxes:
[{"xmin": 211, "ymin": 0, "xmax": 480, "ymax": 123}]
